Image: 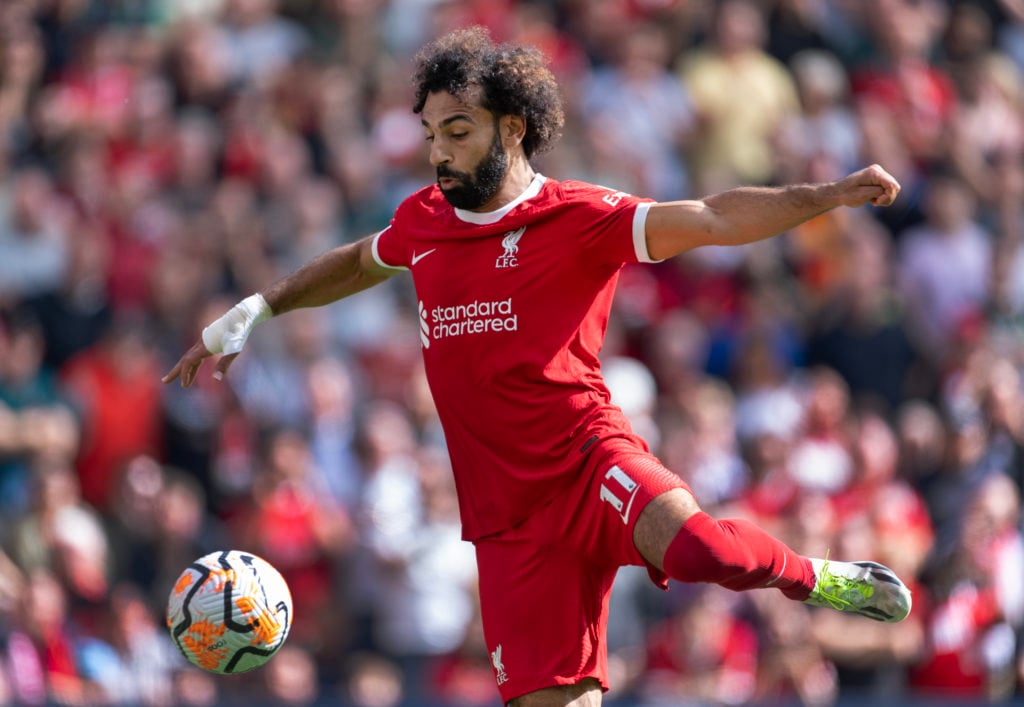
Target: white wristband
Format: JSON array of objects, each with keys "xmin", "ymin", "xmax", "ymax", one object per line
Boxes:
[{"xmin": 202, "ymin": 294, "xmax": 273, "ymax": 355}]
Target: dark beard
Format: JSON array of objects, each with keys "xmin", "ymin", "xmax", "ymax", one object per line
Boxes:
[{"xmin": 437, "ymin": 128, "xmax": 508, "ymax": 210}]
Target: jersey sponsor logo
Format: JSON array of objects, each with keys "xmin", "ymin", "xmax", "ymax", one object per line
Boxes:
[
  {"xmin": 491, "ymin": 644, "xmax": 508, "ymax": 686},
  {"xmin": 601, "ymin": 190, "xmax": 630, "ymax": 207},
  {"xmin": 599, "ymin": 464, "xmax": 639, "ymax": 524},
  {"xmin": 411, "ymin": 248, "xmax": 437, "ymax": 265},
  {"xmin": 495, "ymin": 227, "xmax": 525, "ymax": 269},
  {"xmin": 418, "ymin": 297, "xmax": 519, "ymax": 348}
]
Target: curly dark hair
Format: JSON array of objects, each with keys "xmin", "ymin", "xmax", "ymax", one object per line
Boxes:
[{"xmin": 411, "ymin": 27, "xmax": 565, "ymax": 159}]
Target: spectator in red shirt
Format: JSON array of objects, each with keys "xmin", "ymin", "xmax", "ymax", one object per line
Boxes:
[{"xmin": 60, "ymin": 316, "xmax": 163, "ymax": 512}]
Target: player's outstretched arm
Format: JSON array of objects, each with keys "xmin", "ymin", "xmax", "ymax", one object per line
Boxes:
[
  {"xmin": 162, "ymin": 234, "xmax": 394, "ymax": 388},
  {"xmin": 644, "ymin": 164, "xmax": 901, "ymax": 261}
]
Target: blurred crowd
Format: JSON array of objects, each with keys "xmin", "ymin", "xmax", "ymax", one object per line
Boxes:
[{"xmin": 0, "ymin": 0, "xmax": 1023, "ymax": 705}]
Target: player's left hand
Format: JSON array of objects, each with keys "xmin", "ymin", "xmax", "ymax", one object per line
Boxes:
[{"xmin": 833, "ymin": 164, "xmax": 901, "ymax": 208}]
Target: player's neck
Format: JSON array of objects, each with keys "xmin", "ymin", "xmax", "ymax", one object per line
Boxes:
[{"xmin": 473, "ymin": 154, "xmax": 536, "ymax": 213}]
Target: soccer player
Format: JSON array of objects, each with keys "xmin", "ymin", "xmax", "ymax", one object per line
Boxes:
[{"xmin": 164, "ymin": 27, "xmax": 912, "ymax": 707}]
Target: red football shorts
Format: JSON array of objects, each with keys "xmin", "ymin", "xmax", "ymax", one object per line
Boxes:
[{"xmin": 473, "ymin": 437, "xmax": 691, "ymax": 703}]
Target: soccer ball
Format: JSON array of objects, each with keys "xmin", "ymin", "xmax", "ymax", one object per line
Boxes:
[{"xmin": 167, "ymin": 550, "xmax": 293, "ymax": 674}]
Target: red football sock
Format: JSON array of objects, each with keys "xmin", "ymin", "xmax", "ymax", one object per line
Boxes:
[{"xmin": 663, "ymin": 511, "xmax": 815, "ymax": 599}]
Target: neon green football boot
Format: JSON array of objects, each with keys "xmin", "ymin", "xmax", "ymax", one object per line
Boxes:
[{"xmin": 804, "ymin": 555, "xmax": 912, "ymax": 622}]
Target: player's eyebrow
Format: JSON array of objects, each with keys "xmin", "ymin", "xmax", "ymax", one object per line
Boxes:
[{"xmin": 422, "ymin": 114, "xmax": 476, "ymax": 130}]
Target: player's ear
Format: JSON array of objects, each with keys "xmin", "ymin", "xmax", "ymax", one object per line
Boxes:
[{"xmin": 500, "ymin": 114, "xmax": 526, "ymax": 147}]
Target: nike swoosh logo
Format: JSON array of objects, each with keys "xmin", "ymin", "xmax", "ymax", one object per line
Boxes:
[{"xmin": 411, "ymin": 248, "xmax": 436, "ymax": 265}]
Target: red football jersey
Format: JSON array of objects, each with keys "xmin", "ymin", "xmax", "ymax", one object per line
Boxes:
[{"xmin": 373, "ymin": 174, "xmax": 659, "ymax": 540}]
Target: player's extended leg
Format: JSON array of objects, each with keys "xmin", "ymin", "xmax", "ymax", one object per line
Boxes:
[
  {"xmin": 635, "ymin": 488, "xmax": 912, "ymax": 622},
  {"xmin": 506, "ymin": 677, "xmax": 602, "ymax": 706}
]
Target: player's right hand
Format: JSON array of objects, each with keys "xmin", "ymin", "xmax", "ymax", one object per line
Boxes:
[
  {"xmin": 162, "ymin": 293, "xmax": 270, "ymax": 388},
  {"xmin": 162, "ymin": 342, "xmax": 238, "ymax": 388}
]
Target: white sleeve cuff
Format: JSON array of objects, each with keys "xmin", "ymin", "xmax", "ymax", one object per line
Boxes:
[
  {"xmin": 371, "ymin": 229, "xmax": 408, "ymax": 271},
  {"xmin": 632, "ymin": 202, "xmax": 663, "ymax": 263}
]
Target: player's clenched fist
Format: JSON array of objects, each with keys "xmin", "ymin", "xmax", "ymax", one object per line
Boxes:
[{"xmin": 833, "ymin": 163, "xmax": 901, "ymax": 209}]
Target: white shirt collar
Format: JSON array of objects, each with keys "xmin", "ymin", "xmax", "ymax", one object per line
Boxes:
[{"xmin": 453, "ymin": 173, "xmax": 547, "ymax": 225}]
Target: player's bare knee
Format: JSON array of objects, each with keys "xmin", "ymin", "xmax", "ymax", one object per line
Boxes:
[
  {"xmin": 633, "ymin": 487, "xmax": 701, "ymax": 570},
  {"xmin": 507, "ymin": 678, "xmax": 603, "ymax": 706}
]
